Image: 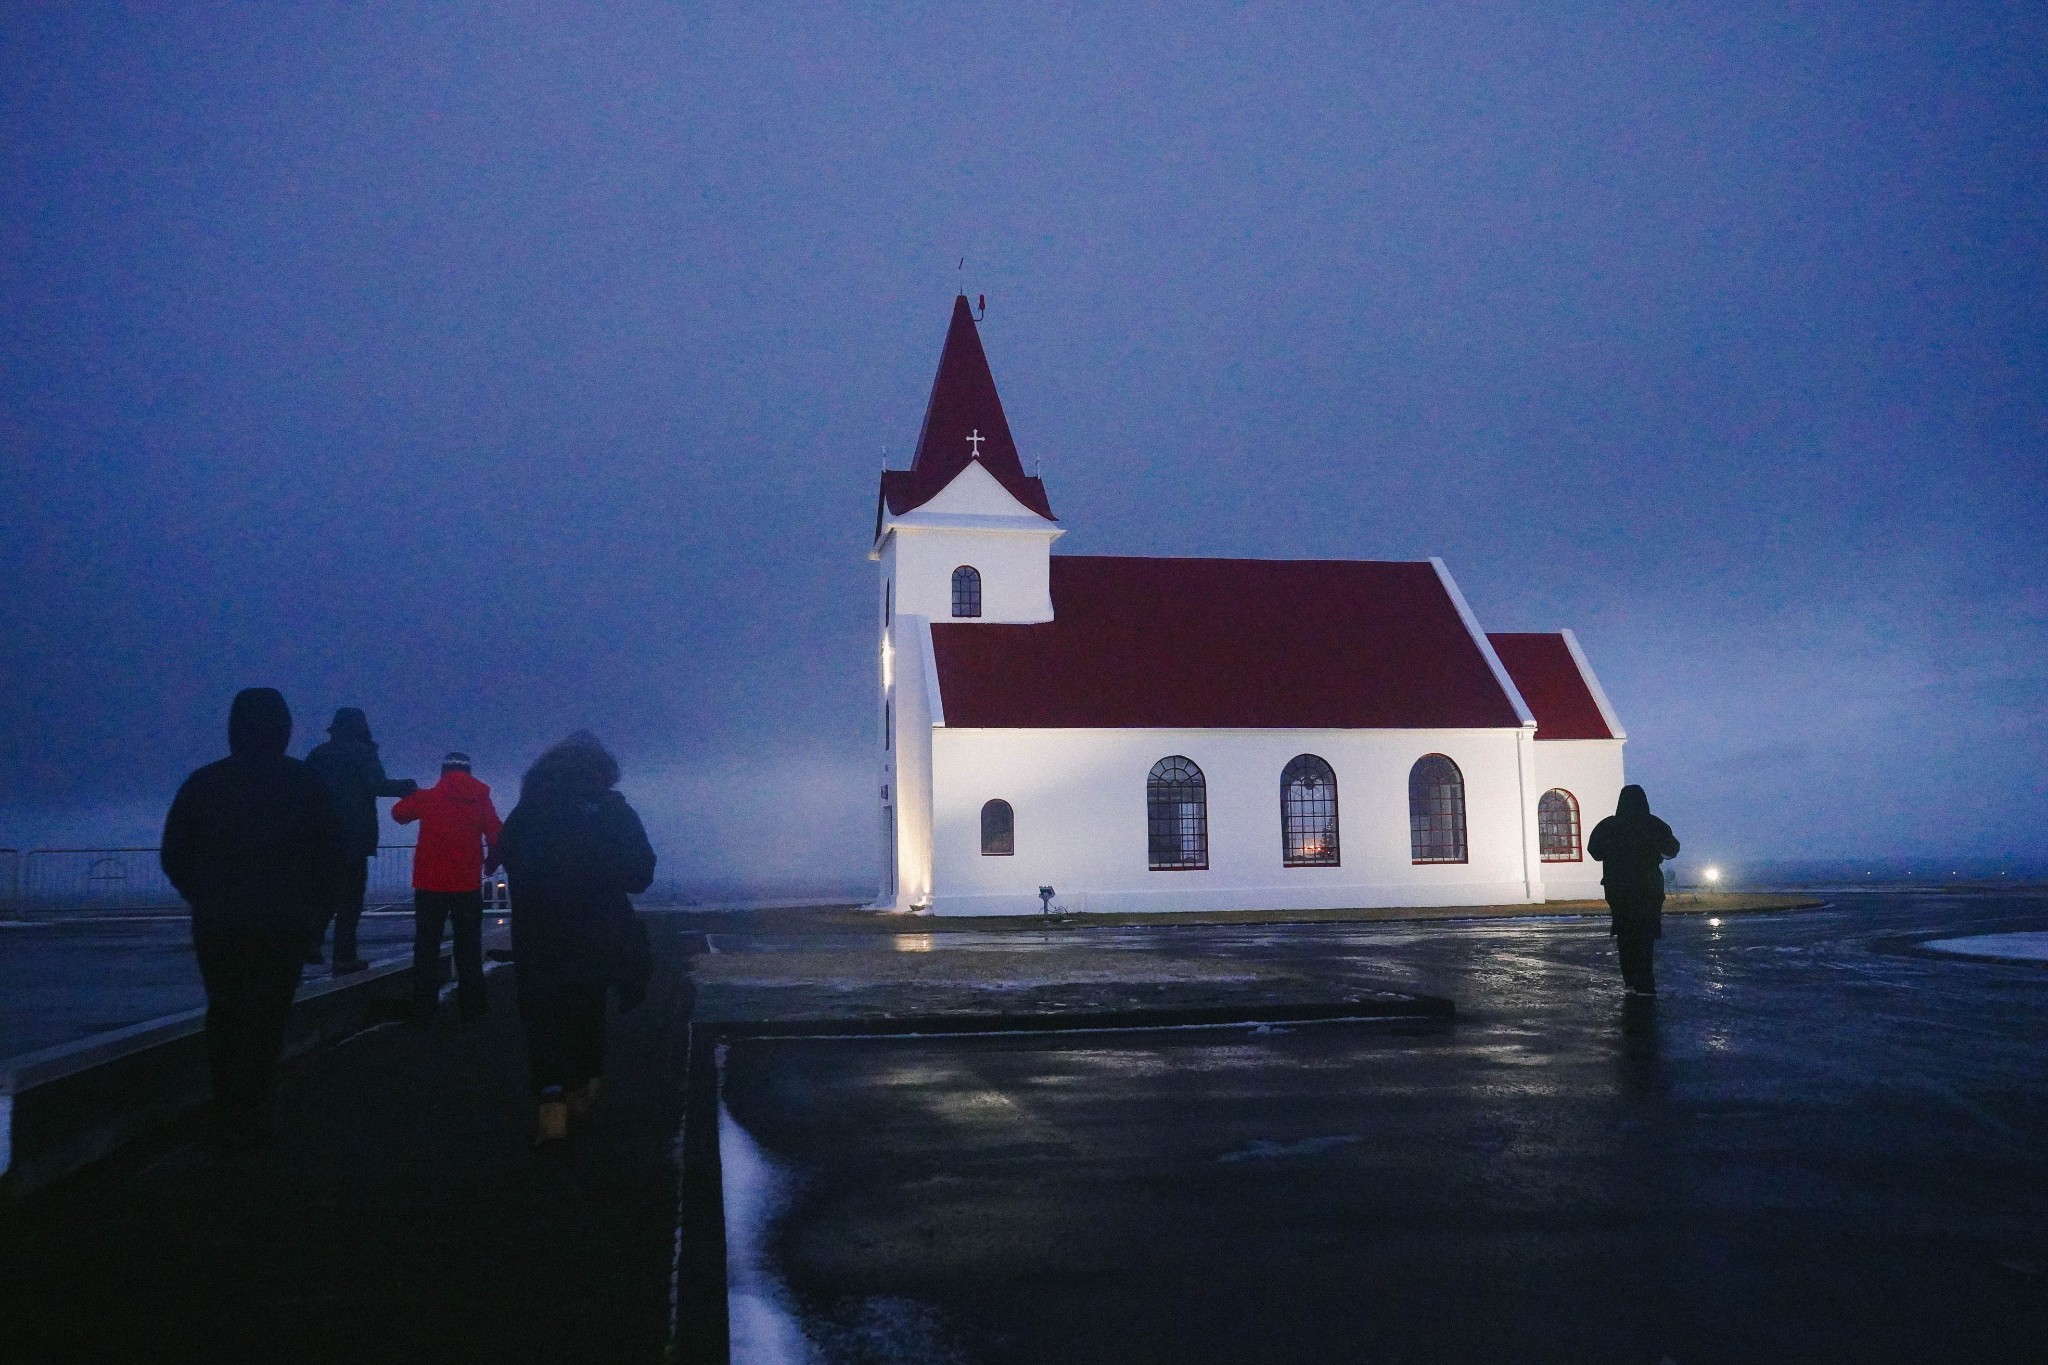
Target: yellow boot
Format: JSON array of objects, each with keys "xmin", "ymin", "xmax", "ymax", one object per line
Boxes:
[{"xmin": 534, "ymin": 1091, "xmax": 568, "ymax": 1145}]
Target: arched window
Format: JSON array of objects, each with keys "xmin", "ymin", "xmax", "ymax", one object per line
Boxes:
[
  {"xmin": 1280, "ymin": 754, "xmax": 1340, "ymax": 866},
  {"xmin": 1409, "ymin": 754, "xmax": 1467, "ymax": 864},
  {"xmin": 1147, "ymin": 756, "xmax": 1208, "ymax": 870},
  {"xmin": 981, "ymin": 800, "xmax": 1014, "ymax": 856},
  {"xmin": 1538, "ymin": 789, "xmax": 1581, "ymax": 862},
  {"xmin": 951, "ymin": 566, "xmax": 982, "ymax": 618}
]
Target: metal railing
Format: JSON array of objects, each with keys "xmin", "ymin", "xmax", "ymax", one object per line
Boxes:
[
  {"xmin": 3, "ymin": 845, "xmax": 425, "ymax": 915},
  {"xmin": 2, "ymin": 845, "xmax": 571, "ymax": 917},
  {"xmin": 17, "ymin": 848, "xmax": 180, "ymax": 912},
  {"xmin": 364, "ymin": 844, "xmax": 417, "ymax": 909}
]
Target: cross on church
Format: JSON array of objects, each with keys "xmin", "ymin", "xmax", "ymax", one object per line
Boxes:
[{"xmin": 965, "ymin": 429, "xmax": 985, "ymax": 458}]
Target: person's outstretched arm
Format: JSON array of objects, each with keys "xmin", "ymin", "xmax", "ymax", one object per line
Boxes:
[
  {"xmin": 391, "ymin": 789, "xmax": 426, "ymax": 825},
  {"xmin": 362, "ymin": 748, "xmax": 417, "ymax": 798}
]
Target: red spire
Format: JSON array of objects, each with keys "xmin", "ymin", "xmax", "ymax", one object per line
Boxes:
[{"xmin": 879, "ymin": 295, "xmax": 1054, "ymax": 523}]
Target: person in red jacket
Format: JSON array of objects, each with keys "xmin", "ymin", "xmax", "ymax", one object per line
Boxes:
[{"xmin": 392, "ymin": 752, "xmax": 503, "ymax": 1021}]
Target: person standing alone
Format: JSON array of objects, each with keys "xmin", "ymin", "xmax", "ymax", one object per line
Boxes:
[
  {"xmin": 161, "ymin": 688, "xmax": 343, "ymax": 1144},
  {"xmin": 392, "ymin": 752, "xmax": 502, "ymax": 1022},
  {"xmin": 304, "ymin": 707, "xmax": 417, "ymax": 972},
  {"xmin": 1587, "ymin": 784, "xmax": 1682, "ymax": 996}
]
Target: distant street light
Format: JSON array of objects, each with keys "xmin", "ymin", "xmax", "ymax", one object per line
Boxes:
[{"xmin": 1703, "ymin": 866, "xmax": 1722, "ymax": 885}]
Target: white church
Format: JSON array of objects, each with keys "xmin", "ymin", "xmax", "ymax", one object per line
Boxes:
[{"xmin": 873, "ymin": 296, "xmax": 1627, "ymax": 916}]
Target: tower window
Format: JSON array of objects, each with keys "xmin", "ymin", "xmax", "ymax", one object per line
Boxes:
[
  {"xmin": 980, "ymin": 800, "xmax": 1014, "ymax": 856},
  {"xmin": 1147, "ymin": 756, "xmax": 1208, "ymax": 870},
  {"xmin": 1280, "ymin": 754, "xmax": 1340, "ymax": 866},
  {"xmin": 1539, "ymin": 789, "xmax": 1581, "ymax": 862},
  {"xmin": 1409, "ymin": 754, "xmax": 1467, "ymax": 864},
  {"xmin": 951, "ymin": 565, "xmax": 982, "ymax": 618}
]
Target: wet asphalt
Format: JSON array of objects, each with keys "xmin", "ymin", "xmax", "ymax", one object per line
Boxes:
[{"xmin": 721, "ymin": 894, "xmax": 2048, "ymax": 1364}]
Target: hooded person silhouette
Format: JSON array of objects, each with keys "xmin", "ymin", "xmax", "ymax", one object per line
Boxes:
[
  {"xmin": 304, "ymin": 707, "xmax": 417, "ymax": 972},
  {"xmin": 1586, "ymin": 785, "xmax": 1681, "ymax": 995},
  {"xmin": 493, "ymin": 731, "xmax": 656, "ymax": 1144},
  {"xmin": 161, "ymin": 689, "xmax": 343, "ymax": 1143}
]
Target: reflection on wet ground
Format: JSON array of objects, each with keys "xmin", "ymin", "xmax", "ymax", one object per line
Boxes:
[{"xmin": 721, "ymin": 894, "xmax": 2048, "ymax": 1364}]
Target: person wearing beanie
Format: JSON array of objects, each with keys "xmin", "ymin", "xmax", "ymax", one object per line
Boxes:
[
  {"xmin": 391, "ymin": 751, "xmax": 503, "ymax": 1021},
  {"xmin": 304, "ymin": 707, "xmax": 418, "ymax": 973},
  {"xmin": 161, "ymin": 688, "xmax": 345, "ymax": 1145}
]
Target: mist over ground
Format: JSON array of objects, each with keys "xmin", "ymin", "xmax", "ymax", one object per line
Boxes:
[{"xmin": 4, "ymin": 3, "xmax": 2043, "ymax": 887}]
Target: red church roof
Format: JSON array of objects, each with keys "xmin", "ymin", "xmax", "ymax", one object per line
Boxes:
[
  {"xmin": 1486, "ymin": 633, "xmax": 1616, "ymax": 740},
  {"xmin": 879, "ymin": 295, "xmax": 1055, "ymax": 524},
  {"xmin": 930, "ymin": 557, "xmax": 1529, "ymax": 730}
]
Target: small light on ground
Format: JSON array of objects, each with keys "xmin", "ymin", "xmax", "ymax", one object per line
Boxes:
[{"xmin": 1708, "ymin": 917, "xmax": 1722, "ymax": 927}]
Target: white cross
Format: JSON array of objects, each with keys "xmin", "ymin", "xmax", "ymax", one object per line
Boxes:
[{"xmin": 965, "ymin": 429, "xmax": 985, "ymax": 457}]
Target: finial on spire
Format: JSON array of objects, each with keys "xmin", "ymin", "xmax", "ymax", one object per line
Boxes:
[{"xmin": 955, "ymin": 260, "xmax": 986, "ymax": 319}]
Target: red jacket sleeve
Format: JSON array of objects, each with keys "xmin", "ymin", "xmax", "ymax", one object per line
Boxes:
[
  {"xmin": 481, "ymin": 797, "xmax": 503, "ymax": 843},
  {"xmin": 391, "ymin": 789, "xmax": 426, "ymax": 825}
]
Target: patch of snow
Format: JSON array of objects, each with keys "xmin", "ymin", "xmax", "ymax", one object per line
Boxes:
[
  {"xmin": 1921, "ymin": 932, "xmax": 2048, "ymax": 962},
  {"xmin": 721, "ymin": 1100, "xmax": 816, "ymax": 1365}
]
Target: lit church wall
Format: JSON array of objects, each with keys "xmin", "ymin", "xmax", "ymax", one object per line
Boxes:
[{"xmin": 925, "ymin": 725, "xmax": 1543, "ymax": 915}]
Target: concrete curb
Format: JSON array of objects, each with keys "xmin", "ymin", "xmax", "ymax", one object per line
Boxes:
[
  {"xmin": 670, "ymin": 1025, "xmax": 730, "ymax": 1365},
  {"xmin": 711, "ymin": 993, "xmax": 1454, "ymax": 1039}
]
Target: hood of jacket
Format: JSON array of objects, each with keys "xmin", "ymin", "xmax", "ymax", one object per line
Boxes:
[
  {"xmin": 520, "ymin": 730, "xmax": 620, "ymax": 802},
  {"xmin": 328, "ymin": 707, "xmax": 373, "ymax": 744},
  {"xmin": 1615, "ymin": 784, "xmax": 1651, "ymax": 820},
  {"xmin": 228, "ymin": 688, "xmax": 292, "ymax": 758}
]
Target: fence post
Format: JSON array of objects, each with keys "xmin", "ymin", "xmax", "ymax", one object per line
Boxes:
[{"xmin": 0, "ymin": 849, "xmax": 19, "ymax": 919}]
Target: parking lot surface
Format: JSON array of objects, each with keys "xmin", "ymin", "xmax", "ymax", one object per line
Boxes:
[{"xmin": 722, "ymin": 894, "xmax": 2048, "ymax": 1363}]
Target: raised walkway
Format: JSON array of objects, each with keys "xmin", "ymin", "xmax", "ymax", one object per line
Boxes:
[{"xmin": 0, "ymin": 921, "xmax": 697, "ymax": 1364}]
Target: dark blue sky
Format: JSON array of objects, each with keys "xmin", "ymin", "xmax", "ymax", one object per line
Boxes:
[{"xmin": 4, "ymin": 3, "xmax": 2043, "ymax": 883}]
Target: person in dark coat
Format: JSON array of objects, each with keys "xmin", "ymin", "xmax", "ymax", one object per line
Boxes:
[
  {"xmin": 304, "ymin": 706, "xmax": 416, "ymax": 973},
  {"xmin": 161, "ymin": 688, "xmax": 343, "ymax": 1143},
  {"xmin": 492, "ymin": 731, "xmax": 655, "ymax": 1145},
  {"xmin": 1586, "ymin": 784, "xmax": 1682, "ymax": 996}
]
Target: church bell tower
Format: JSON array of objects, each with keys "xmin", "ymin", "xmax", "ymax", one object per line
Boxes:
[{"xmin": 870, "ymin": 296, "xmax": 1062, "ymax": 910}]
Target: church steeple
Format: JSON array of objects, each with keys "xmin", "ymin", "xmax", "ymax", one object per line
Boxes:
[{"xmin": 879, "ymin": 295, "xmax": 1055, "ymax": 523}]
